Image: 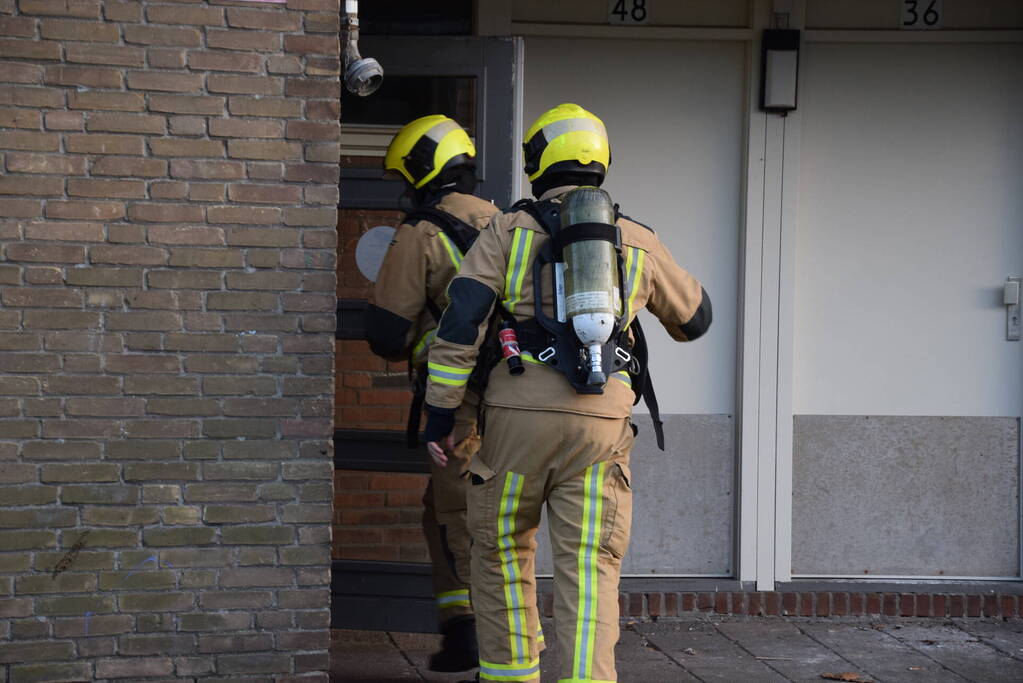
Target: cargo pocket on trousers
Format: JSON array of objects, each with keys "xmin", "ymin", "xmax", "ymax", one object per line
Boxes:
[
  {"xmin": 600, "ymin": 462, "xmax": 632, "ymax": 560},
  {"xmin": 465, "ymin": 455, "xmax": 498, "ymax": 548}
]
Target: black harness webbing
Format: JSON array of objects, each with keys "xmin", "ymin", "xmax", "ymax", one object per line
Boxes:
[
  {"xmin": 404, "ymin": 206, "xmax": 479, "ymax": 255},
  {"xmin": 403, "ymin": 205, "xmax": 481, "ymax": 448},
  {"xmin": 626, "ymin": 316, "xmax": 664, "ymax": 450},
  {"xmin": 513, "ymin": 197, "xmax": 666, "ymax": 450},
  {"xmin": 406, "ymin": 371, "xmax": 427, "ymax": 448},
  {"xmin": 553, "ymin": 221, "xmax": 621, "ymax": 255}
]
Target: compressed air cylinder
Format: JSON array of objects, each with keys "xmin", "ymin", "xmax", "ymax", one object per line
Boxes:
[{"xmin": 560, "ymin": 186, "xmax": 621, "ymax": 386}]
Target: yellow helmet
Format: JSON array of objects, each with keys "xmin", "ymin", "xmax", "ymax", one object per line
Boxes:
[
  {"xmin": 384, "ymin": 115, "xmax": 476, "ymax": 189},
  {"xmin": 522, "ymin": 103, "xmax": 610, "ymax": 183}
]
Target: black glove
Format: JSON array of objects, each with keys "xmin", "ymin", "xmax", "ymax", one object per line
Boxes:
[{"xmin": 423, "ymin": 406, "xmax": 455, "ymax": 443}]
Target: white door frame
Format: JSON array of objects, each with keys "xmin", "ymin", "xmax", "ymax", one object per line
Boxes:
[
  {"xmin": 736, "ymin": 0, "xmax": 805, "ymax": 591},
  {"xmin": 747, "ymin": 7, "xmax": 1023, "ymax": 588}
]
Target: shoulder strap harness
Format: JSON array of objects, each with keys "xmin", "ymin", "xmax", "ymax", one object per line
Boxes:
[{"xmin": 402, "ymin": 204, "xmax": 482, "ymax": 448}]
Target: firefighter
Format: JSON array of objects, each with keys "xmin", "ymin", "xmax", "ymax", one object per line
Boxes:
[
  {"xmin": 364, "ymin": 114, "xmax": 499, "ymax": 672},
  {"xmin": 423, "ymin": 103, "xmax": 712, "ymax": 683}
]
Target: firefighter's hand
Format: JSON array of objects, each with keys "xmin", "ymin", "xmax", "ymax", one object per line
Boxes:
[
  {"xmin": 423, "ymin": 406, "xmax": 455, "ymax": 466},
  {"xmin": 426, "ymin": 435, "xmax": 455, "ymax": 467}
]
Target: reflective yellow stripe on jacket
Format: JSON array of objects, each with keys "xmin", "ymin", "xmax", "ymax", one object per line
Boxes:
[
  {"xmin": 437, "ymin": 231, "xmax": 463, "ymax": 270},
  {"xmin": 623, "ymin": 245, "xmax": 645, "ymax": 328},
  {"xmin": 502, "ymin": 227, "xmax": 534, "ymax": 315}
]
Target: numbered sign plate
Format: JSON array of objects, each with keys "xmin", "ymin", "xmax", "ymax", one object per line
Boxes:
[
  {"xmin": 900, "ymin": 0, "xmax": 942, "ymax": 30},
  {"xmin": 609, "ymin": 0, "xmax": 649, "ymax": 25}
]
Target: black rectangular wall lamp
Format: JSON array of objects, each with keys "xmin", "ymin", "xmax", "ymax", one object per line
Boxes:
[{"xmin": 760, "ymin": 29, "xmax": 800, "ymax": 114}]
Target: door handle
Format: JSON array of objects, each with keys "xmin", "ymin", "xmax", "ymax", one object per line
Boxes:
[{"xmin": 1006, "ymin": 276, "xmax": 1021, "ymax": 341}]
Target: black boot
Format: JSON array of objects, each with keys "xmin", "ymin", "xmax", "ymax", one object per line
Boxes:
[{"xmin": 429, "ymin": 614, "xmax": 479, "ymax": 672}]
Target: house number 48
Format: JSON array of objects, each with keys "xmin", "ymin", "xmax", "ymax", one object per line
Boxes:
[{"xmin": 609, "ymin": 0, "xmax": 648, "ymax": 25}]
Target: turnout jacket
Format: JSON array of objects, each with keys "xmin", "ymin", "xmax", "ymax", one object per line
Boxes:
[
  {"xmin": 426, "ymin": 185, "xmax": 712, "ymax": 419},
  {"xmin": 365, "ymin": 191, "xmax": 500, "ymax": 366}
]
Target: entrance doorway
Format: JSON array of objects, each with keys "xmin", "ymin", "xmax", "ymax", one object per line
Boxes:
[{"xmin": 334, "ymin": 35, "xmax": 521, "ymax": 631}]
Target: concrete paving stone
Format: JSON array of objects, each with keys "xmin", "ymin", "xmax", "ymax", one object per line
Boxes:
[
  {"xmin": 534, "ymin": 621, "xmax": 694, "ymax": 683},
  {"xmin": 391, "ymin": 632, "xmax": 472, "ymax": 683},
  {"xmin": 332, "ymin": 629, "xmax": 399, "ymax": 652},
  {"xmin": 799, "ymin": 621, "xmax": 969, "ymax": 683},
  {"xmin": 637, "ymin": 620, "xmax": 789, "ymax": 682},
  {"xmin": 419, "ymin": 666, "xmax": 473, "ymax": 683},
  {"xmin": 952, "ymin": 619, "xmax": 1023, "ymax": 661},
  {"xmin": 329, "ymin": 654, "xmax": 423, "ymax": 683},
  {"xmin": 882, "ymin": 622, "xmax": 1023, "ymax": 683},
  {"xmin": 390, "ymin": 631, "xmax": 444, "ymax": 653},
  {"xmin": 329, "ymin": 619, "xmax": 1023, "ymax": 682},
  {"xmin": 616, "ymin": 627, "xmax": 700, "ymax": 682},
  {"xmin": 716, "ymin": 619, "xmax": 871, "ymax": 683},
  {"xmin": 880, "ymin": 623, "xmax": 980, "ymax": 644},
  {"xmin": 330, "ymin": 629, "xmax": 422, "ymax": 682}
]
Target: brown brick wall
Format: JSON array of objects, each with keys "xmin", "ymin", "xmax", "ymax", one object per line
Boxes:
[
  {"xmin": 0, "ymin": 0, "xmax": 339, "ymax": 679},
  {"xmin": 335, "ymin": 207, "xmax": 407, "ymax": 431},
  {"xmin": 564, "ymin": 590, "xmax": 1023, "ymax": 620},
  {"xmin": 335, "ymin": 207, "xmax": 434, "ymax": 564},
  {"xmin": 332, "ymin": 470, "xmax": 430, "ymax": 563}
]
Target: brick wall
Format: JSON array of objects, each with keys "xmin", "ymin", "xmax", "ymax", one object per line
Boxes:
[
  {"xmin": 0, "ymin": 0, "xmax": 339, "ymax": 679},
  {"xmin": 335, "ymin": 207, "xmax": 408, "ymax": 430},
  {"xmin": 335, "ymin": 207, "xmax": 432, "ymax": 564},
  {"xmin": 332, "ymin": 470, "xmax": 429, "ymax": 563},
  {"xmin": 584, "ymin": 590, "xmax": 1023, "ymax": 620}
]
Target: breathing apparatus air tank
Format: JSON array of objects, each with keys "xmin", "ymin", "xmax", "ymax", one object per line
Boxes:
[{"xmin": 559, "ymin": 187, "xmax": 622, "ymax": 386}]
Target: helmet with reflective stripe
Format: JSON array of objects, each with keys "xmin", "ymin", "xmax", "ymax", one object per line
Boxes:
[
  {"xmin": 522, "ymin": 103, "xmax": 610, "ymax": 183},
  {"xmin": 384, "ymin": 115, "xmax": 476, "ymax": 189}
]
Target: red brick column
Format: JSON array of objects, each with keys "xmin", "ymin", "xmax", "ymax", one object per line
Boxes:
[
  {"xmin": 0, "ymin": 0, "xmax": 339, "ymax": 679},
  {"xmin": 334, "ymin": 207, "xmax": 435, "ymax": 564},
  {"xmin": 536, "ymin": 590, "xmax": 1023, "ymax": 620}
]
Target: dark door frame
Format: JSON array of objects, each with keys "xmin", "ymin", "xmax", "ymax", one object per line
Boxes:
[{"xmin": 334, "ymin": 36, "xmax": 523, "ymax": 632}]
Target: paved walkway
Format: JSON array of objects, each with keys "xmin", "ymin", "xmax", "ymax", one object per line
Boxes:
[{"xmin": 331, "ymin": 617, "xmax": 1023, "ymax": 682}]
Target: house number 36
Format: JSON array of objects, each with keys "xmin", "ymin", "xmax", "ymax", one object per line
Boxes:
[{"xmin": 901, "ymin": 0, "xmax": 942, "ymax": 29}]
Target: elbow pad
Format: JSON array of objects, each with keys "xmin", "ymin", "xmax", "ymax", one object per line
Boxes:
[
  {"xmin": 437, "ymin": 278, "xmax": 496, "ymax": 345},
  {"xmin": 364, "ymin": 304, "xmax": 413, "ymax": 360},
  {"xmin": 679, "ymin": 287, "xmax": 712, "ymax": 341}
]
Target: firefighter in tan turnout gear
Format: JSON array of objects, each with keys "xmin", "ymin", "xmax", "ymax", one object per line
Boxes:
[
  {"xmin": 364, "ymin": 115, "xmax": 499, "ymax": 672},
  {"xmin": 424, "ymin": 103, "xmax": 712, "ymax": 683}
]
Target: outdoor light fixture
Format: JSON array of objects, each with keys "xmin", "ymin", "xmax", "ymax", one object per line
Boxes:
[
  {"xmin": 342, "ymin": 0, "xmax": 384, "ymax": 97},
  {"xmin": 760, "ymin": 29, "xmax": 800, "ymax": 114}
]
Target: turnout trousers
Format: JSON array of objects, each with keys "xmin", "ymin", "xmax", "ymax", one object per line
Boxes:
[
  {"xmin": 422, "ymin": 400, "xmax": 480, "ymax": 623},
  {"xmin": 467, "ymin": 406, "xmax": 634, "ymax": 683}
]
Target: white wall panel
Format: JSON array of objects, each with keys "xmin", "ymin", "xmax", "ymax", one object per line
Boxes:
[
  {"xmin": 523, "ymin": 37, "xmax": 745, "ymax": 415},
  {"xmin": 806, "ymin": 0, "xmax": 1023, "ymax": 29},
  {"xmin": 512, "ymin": 0, "xmax": 749, "ymax": 28},
  {"xmin": 794, "ymin": 42, "xmax": 1023, "ymax": 416}
]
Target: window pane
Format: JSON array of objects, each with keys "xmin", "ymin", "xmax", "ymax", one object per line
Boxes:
[{"xmin": 341, "ymin": 75, "xmax": 476, "ymax": 133}]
